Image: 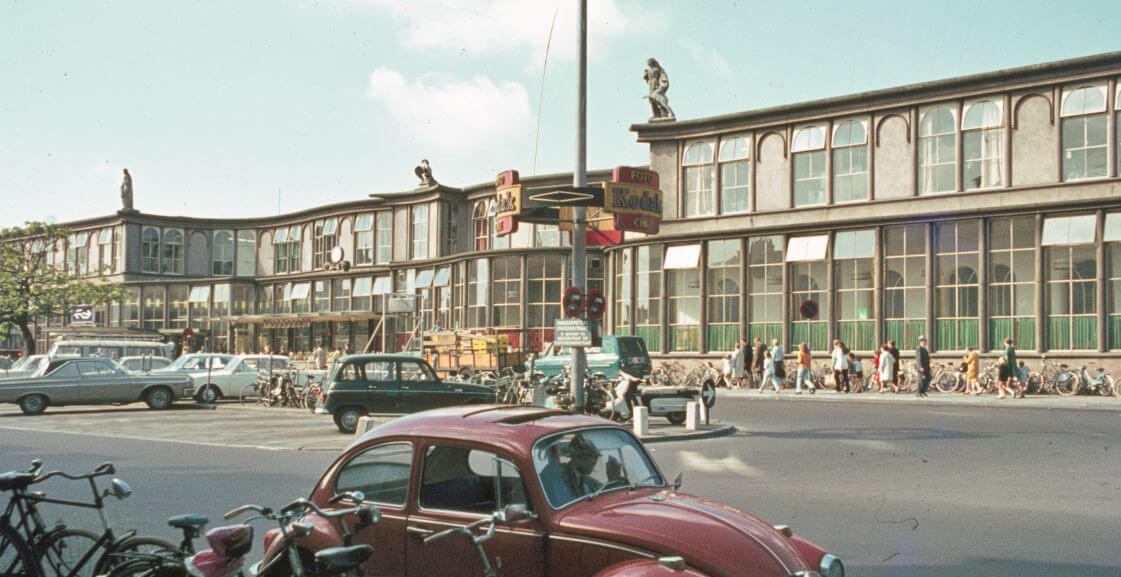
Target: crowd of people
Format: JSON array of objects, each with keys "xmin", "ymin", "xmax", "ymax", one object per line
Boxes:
[{"xmin": 720, "ymin": 335, "xmax": 1029, "ymax": 399}]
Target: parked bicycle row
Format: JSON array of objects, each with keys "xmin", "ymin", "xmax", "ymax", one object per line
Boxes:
[{"xmin": 0, "ymin": 459, "xmax": 517, "ymax": 577}]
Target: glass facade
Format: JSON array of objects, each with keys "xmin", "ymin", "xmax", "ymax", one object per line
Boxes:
[
  {"xmin": 747, "ymin": 236, "xmax": 783, "ymax": 345},
  {"xmin": 883, "ymin": 224, "xmax": 927, "ymax": 348},
  {"xmin": 635, "ymin": 245, "xmax": 662, "ymax": 350},
  {"xmin": 988, "ymin": 216, "xmax": 1037, "ymax": 350},
  {"xmin": 706, "ymin": 239, "xmax": 741, "ymax": 352},
  {"xmin": 934, "ymin": 220, "xmax": 980, "ymax": 351}
]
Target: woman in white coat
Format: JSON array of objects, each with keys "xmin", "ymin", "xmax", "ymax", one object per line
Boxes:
[{"xmin": 878, "ymin": 345, "xmax": 895, "ymax": 392}]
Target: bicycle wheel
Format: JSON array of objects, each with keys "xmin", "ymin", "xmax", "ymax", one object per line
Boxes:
[
  {"xmin": 1054, "ymin": 372, "xmax": 1080, "ymax": 396},
  {"xmin": 933, "ymin": 372, "xmax": 958, "ymax": 393},
  {"xmin": 304, "ymin": 386, "xmax": 321, "ymax": 410},
  {"xmin": 1025, "ymin": 372, "xmax": 1043, "ymax": 395},
  {"xmin": 35, "ymin": 528, "xmax": 101, "ymax": 577},
  {"xmin": 95, "ymin": 537, "xmax": 178, "ymax": 576},
  {"xmin": 0, "ymin": 521, "xmax": 43, "ymax": 577},
  {"xmin": 1101, "ymin": 375, "xmax": 1116, "ymax": 397},
  {"xmin": 103, "ymin": 554, "xmax": 184, "ymax": 577},
  {"xmin": 239, "ymin": 383, "xmax": 260, "ymax": 405}
]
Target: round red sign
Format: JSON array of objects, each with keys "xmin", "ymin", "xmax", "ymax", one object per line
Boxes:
[{"xmin": 799, "ymin": 300, "xmax": 819, "ymax": 319}]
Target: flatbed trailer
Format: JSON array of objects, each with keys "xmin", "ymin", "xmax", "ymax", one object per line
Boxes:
[{"xmin": 421, "ymin": 330, "xmax": 527, "ymax": 378}]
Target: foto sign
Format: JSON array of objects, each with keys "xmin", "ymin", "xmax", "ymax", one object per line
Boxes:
[
  {"xmin": 554, "ymin": 318, "xmax": 593, "ymax": 347},
  {"xmin": 70, "ymin": 305, "xmax": 95, "ymax": 325},
  {"xmin": 495, "ymin": 170, "xmax": 522, "ymax": 237}
]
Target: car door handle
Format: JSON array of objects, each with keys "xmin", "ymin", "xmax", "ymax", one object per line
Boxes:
[{"xmin": 406, "ymin": 525, "xmax": 434, "ymax": 538}]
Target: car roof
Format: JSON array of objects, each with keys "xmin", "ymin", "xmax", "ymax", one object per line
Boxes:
[
  {"xmin": 339, "ymin": 353, "xmax": 424, "ymax": 363},
  {"xmin": 351, "ymin": 405, "xmax": 623, "ymax": 456},
  {"xmin": 120, "ymin": 356, "xmax": 172, "ymax": 362}
]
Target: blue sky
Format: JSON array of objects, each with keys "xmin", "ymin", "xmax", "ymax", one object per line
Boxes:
[{"xmin": 1, "ymin": 0, "xmax": 1118, "ymax": 226}]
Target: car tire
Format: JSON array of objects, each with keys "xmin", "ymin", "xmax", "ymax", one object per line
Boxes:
[
  {"xmin": 19, "ymin": 394, "xmax": 48, "ymax": 415},
  {"xmin": 196, "ymin": 384, "xmax": 220, "ymax": 404},
  {"xmin": 334, "ymin": 407, "xmax": 365, "ymax": 434},
  {"xmin": 666, "ymin": 412, "xmax": 686, "ymax": 425},
  {"xmin": 144, "ymin": 387, "xmax": 174, "ymax": 410}
]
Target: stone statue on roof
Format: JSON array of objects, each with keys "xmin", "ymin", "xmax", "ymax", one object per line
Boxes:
[
  {"xmin": 414, "ymin": 159, "xmax": 436, "ymax": 187},
  {"xmin": 120, "ymin": 168, "xmax": 135, "ymax": 212},
  {"xmin": 643, "ymin": 58, "xmax": 675, "ymax": 121}
]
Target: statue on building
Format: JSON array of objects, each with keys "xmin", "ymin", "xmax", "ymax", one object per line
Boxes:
[
  {"xmin": 414, "ymin": 159, "xmax": 436, "ymax": 187},
  {"xmin": 643, "ymin": 58, "xmax": 675, "ymax": 121},
  {"xmin": 119, "ymin": 168, "xmax": 136, "ymax": 212}
]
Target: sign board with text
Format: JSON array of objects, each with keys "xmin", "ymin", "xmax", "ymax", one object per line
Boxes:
[
  {"xmin": 553, "ymin": 319, "xmax": 594, "ymax": 347},
  {"xmin": 603, "ymin": 182, "xmax": 663, "ymax": 218}
]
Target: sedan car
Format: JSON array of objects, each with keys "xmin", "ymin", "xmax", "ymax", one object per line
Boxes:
[
  {"xmin": 259, "ymin": 406, "xmax": 843, "ymax": 577},
  {"xmin": 0, "ymin": 357, "xmax": 195, "ymax": 414},
  {"xmin": 0, "ymin": 354, "xmax": 49, "ymax": 380},
  {"xmin": 154, "ymin": 353, "xmax": 317, "ymax": 402},
  {"xmin": 319, "ymin": 354, "xmax": 497, "ymax": 433}
]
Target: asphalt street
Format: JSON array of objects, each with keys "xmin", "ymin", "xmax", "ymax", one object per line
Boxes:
[{"xmin": 1, "ymin": 397, "xmax": 1119, "ymax": 577}]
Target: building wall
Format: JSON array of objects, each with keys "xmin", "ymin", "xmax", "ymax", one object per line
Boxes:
[
  {"xmin": 873, "ymin": 114, "xmax": 913, "ymax": 199},
  {"xmin": 187, "ymin": 230, "xmax": 209, "ymax": 276},
  {"xmin": 755, "ymin": 132, "xmax": 790, "ymax": 211},
  {"xmin": 1011, "ymin": 93, "xmax": 1057, "ymax": 186},
  {"xmin": 650, "ymin": 141, "xmax": 679, "ymax": 220}
]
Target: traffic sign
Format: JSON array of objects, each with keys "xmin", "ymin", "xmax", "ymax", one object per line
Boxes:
[
  {"xmin": 554, "ymin": 319, "xmax": 593, "ymax": 347},
  {"xmin": 799, "ymin": 299, "xmax": 819, "ymax": 319},
  {"xmin": 525, "ymin": 185, "xmax": 604, "ymax": 208},
  {"xmin": 701, "ymin": 379, "xmax": 716, "ymax": 408},
  {"xmin": 585, "ymin": 288, "xmax": 606, "ymax": 320},
  {"xmin": 562, "ymin": 287, "xmax": 585, "ymax": 318}
]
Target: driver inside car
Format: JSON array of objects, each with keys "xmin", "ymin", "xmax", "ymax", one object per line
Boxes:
[{"xmin": 541, "ymin": 434, "xmax": 603, "ymax": 504}]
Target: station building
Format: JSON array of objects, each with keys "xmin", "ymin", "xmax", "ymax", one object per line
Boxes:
[{"xmin": 29, "ymin": 51, "xmax": 1121, "ymax": 365}]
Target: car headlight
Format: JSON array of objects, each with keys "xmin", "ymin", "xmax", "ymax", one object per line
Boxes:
[{"xmin": 820, "ymin": 554, "xmax": 844, "ymax": 577}]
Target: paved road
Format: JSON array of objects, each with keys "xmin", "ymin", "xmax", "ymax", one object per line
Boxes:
[{"xmin": 2, "ymin": 397, "xmax": 1119, "ymax": 577}]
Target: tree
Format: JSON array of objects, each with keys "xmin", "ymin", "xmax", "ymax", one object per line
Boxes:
[{"xmin": 0, "ymin": 222, "xmax": 126, "ymax": 355}]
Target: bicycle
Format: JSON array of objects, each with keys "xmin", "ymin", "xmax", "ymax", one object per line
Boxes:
[
  {"xmin": 1075, "ymin": 363, "xmax": 1116, "ymax": 396},
  {"xmin": 2, "ymin": 461, "xmax": 176, "ymax": 577},
  {"xmin": 933, "ymin": 361, "xmax": 966, "ymax": 394}
]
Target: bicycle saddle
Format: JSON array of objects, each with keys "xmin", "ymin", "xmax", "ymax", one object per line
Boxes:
[
  {"xmin": 314, "ymin": 545, "xmax": 374, "ymax": 576},
  {"xmin": 169, "ymin": 514, "xmax": 210, "ymax": 529},
  {"xmin": 0, "ymin": 472, "xmax": 36, "ymax": 492}
]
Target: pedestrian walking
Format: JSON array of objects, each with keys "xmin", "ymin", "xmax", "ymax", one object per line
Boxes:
[
  {"xmin": 752, "ymin": 337, "xmax": 766, "ymax": 386},
  {"xmin": 795, "ymin": 342, "xmax": 815, "ymax": 394},
  {"xmin": 831, "ymin": 340, "xmax": 850, "ymax": 393},
  {"xmin": 732, "ymin": 338, "xmax": 749, "ymax": 388},
  {"xmin": 996, "ymin": 357, "xmax": 1014, "ymax": 399},
  {"xmin": 1002, "ymin": 337, "xmax": 1025, "ymax": 388},
  {"xmin": 770, "ymin": 338, "xmax": 785, "ymax": 387},
  {"xmin": 848, "ymin": 352, "xmax": 863, "ymax": 392},
  {"xmin": 878, "ymin": 345, "xmax": 895, "ymax": 393},
  {"xmin": 721, "ymin": 353, "xmax": 733, "ymax": 388},
  {"xmin": 964, "ymin": 346, "xmax": 981, "ymax": 395},
  {"xmin": 313, "ymin": 343, "xmax": 327, "ymax": 370},
  {"xmin": 760, "ymin": 349, "xmax": 781, "ymax": 393},
  {"xmin": 915, "ymin": 336, "xmax": 931, "ymax": 397},
  {"xmin": 887, "ymin": 339, "xmax": 901, "ymax": 392}
]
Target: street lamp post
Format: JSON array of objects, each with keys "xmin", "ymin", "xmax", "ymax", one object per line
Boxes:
[{"xmin": 571, "ymin": 0, "xmax": 588, "ymax": 408}]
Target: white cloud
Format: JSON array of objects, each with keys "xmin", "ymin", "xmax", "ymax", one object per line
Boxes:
[
  {"xmin": 348, "ymin": 0, "xmax": 652, "ymax": 64},
  {"xmin": 367, "ymin": 67, "xmax": 532, "ymax": 154},
  {"xmin": 680, "ymin": 39, "xmax": 733, "ymax": 82}
]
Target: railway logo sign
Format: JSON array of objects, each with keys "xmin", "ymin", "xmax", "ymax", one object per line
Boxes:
[{"xmin": 70, "ymin": 305, "xmax": 94, "ymax": 326}]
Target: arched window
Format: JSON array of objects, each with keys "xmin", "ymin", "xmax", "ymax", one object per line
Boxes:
[
  {"xmin": 161, "ymin": 228, "xmax": 183, "ymax": 275},
  {"xmin": 473, "ymin": 200, "xmax": 490, "ymax": 251},
  {"xmin": 962, "ymin": 99, "xmax": 1004, "ymax": 190},
  {"xmin": 792, "ymin": 125, "xmax": 826, "ymax": 207},
  {"xmin": 831, "ymin": 120, "xmax": 868, "ymax": 203},
  {"xmin": 141, "ymin": 227, "xmax": 160, "ymax": 273},
  {"xmin": 682, "ymin": 141, "xmax": 715, "ymax": 217},
  {"xmin": 212, "ymin": 230, "xmax": 234, "ymax": 276},
  {"xmin": 718, "ymin": 136, "xmax": 750, "ymax": 214},
  {"xmin": 919, "ymin": 105, "xmax": 957, "ymax": 194},
  {"xmin": 1060, "ymin": 85, "xmax": 1108, "ymax": 181}
]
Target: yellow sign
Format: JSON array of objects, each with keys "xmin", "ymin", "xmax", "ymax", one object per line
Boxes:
[
  {"xmin": 603, "ymin": 182, "xmax": 663, "ymax": 218},
  {"xmin": 495, "ymin": 185, "xmax": 522, "ymax": 219}
]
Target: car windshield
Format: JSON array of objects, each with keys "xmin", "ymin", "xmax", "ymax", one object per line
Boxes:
[
  {"xmin": 11, "ymin": 355, "xmax": 40, "ymax": 370},
  {"xmin": 533, "ymin": 428, "xmax": 663, "ymax": 509},
  {"xmin": 167, "ymin": 354, "xmax": 232, "ymax": 371}
]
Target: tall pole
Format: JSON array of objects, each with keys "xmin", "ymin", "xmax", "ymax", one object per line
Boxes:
[{"xmin": 571, "ymin": 0, "xmax": 588, "ymax": 408}]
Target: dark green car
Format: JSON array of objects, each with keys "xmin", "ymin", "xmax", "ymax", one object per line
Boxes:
[{"xmin": 319, "ymin": 354, "xmax": 497, "ymax": 433}]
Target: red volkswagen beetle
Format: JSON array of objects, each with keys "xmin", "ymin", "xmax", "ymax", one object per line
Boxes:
[{"xmin": 257, "ymin": 405, "xmax": 844, "ymax": 577}]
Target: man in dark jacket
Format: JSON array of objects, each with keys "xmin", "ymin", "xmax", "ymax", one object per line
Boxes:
[
  {"xmin": 752, "ymin": 337, "xmax": 766, "ymax": 385},
  {"xmin": 915, "ymin": 336, "xmax": 931, "ymax": 397},
  {"xmin": 887, "ymin": 339, "xmax": 901, "ymax": 392}
]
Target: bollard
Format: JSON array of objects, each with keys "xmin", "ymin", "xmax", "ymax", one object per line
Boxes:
[
  {"xmin": 698, "ymin": 396, "xmax": 709, "ymax": 425},
  {"xmin": 531, "ymin": 384, "xmax": 546, "ymax": 407},
  {"xmin": 633, "ymin": 406, "xmax": 650, "ymax": 437},
  {"xmin": 355, "ymin": 416, "xmax": 379, "ymax": 438},
  {"xmin": 685, "ymin": 402, "xmax": 701, "ymax": 431}
]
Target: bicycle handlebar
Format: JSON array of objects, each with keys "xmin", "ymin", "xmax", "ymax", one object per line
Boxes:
[
  {"xmin": 423, "ymin": 517, "xmax": 494, "ymax": 545},
  {"xmin": 225, "ymin": 504, "xmax": 273, "ymax": 520},
  {"xmin": 33, "ymin": 462, "xmax": 115, "ymax": 483}
]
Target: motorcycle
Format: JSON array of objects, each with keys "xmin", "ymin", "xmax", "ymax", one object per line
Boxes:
[{"xmin": 1077, "ymin": 363, "xmax": 1116, "ymax": 396}]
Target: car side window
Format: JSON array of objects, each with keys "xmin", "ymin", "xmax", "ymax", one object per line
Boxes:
[
  {"xmin": 363, "ymin": 361, "xmax": 394, "ymax": 382},
  {"xmin": 419, "ymin": 445, "xmax": 531, "ymax": 514},
  {"xmin": 337, "ymin": 362, "xmax": 362, "ymax": 382},
  {"xmin": 49, "ymin": 363, "xmax": 80, "ymax": 378},
  {"xmin": 335, "ymin": 442, "xmax": 413, "ymax": 507},
  {"xmin": 400, "ymin": 361, "xmax": 434, "ymax": 382}
]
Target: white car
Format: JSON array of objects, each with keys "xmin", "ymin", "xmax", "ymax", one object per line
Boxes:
[
  {"xmin": 155, "ymin": 353, "xmax": 319, "ymax": 402},
  {"xmin": 0, "ymin": 354, "xmax": 49, "ymax": 380},
  {"xmin": 118, "ymin": 356, "xmax": 174, "ymax": 373}
]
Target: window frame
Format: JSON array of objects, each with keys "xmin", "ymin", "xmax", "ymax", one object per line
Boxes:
[
  {"xmin": 333, "ymin": 441, "xmax": 414, "ymax": 508},
  {"xmin": 961, "ymin": 99, "xmax": 1005, "ymax": 191},
  {"xmin": 792, "ymin": 124, "xmax": 827, "ymax": 207},
  {"xmin": 918, "ymin": 104, "xmax": 958, "ymax": 195},
  {"xmin": 681, "ymin": 140, "xmax": 716, "ymax": 218},
  {"xmin": 412, "ymin": 204, "xmax": 430, "ymax": 260},
  {"xmin": 830, "ymin": 119, "xmax": 870, "ymax": 203},
  {"xmin": 717, "ymin": 135, "xmax": 751, "ymax": 214},
  {"xmin": 212, "ymin": 230, "xmax": 235, "ymax": 276},
  {"xmin": 161, "ymin": 228, "xmax": 184, "ymax": 275},
  {"xmin": 1060, "ymin": 84, "xmax": 1109, "ymax": 182},
  {"xmin": 140, "ymin": 226, "xmax": 161, "ymax": 274}
]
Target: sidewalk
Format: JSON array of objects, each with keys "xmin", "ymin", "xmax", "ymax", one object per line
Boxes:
[{"xmin": 717, "ymin": 387, "xmax": 1121, "ymax": 412}]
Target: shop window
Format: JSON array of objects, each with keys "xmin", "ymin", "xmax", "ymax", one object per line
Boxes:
[
  {"xmin": 613, "ymin": 249, "xmax": 632, "ymax": 335},
  {"xmin": 142, "ymin": 286, "xmax": 165, "ymax": 330},
  {"xmin": 232, "ymin": 285, "xmax": 253, "ymax": 316},
  {"xmin": 748, "ymin": 236, "xmax": 783, "ymax": 345},
  {"xmin": 1043, "ymin": 215, "xmax": 1098, "ymax": 350},
  {"xmin": 141, "ymin": 227, "xmax": 160, "ymax": 273},
  {"xmin": 168, "ymin": 285, "xmax": 189, "ymax": 329},
  {"xmin": 718, "ymin": 136, "xmax": 750, "ymax": 214},
  {"xmin": 934, "ymin": 221, "xmax": 980, "ymax": 351},
  {"xmin": 527, "ymin": 255, "xmax": 563, "ymax": 351},
  {"xmin": 188, "ymin": 286, "xmax": 211, "ymax": 321},
  {"xmin": 988, "ymin": 217, "xmax": 1037, "ymax": 350},
  {"xmin": 682, "ymin": 141, "xmax": 715, "ymax": 217},
  {"xmin": 792, "ymin": 125, "xmax": 826, "ymax": 207},
  {"xmin": 883, "ymin": 224, "xmax": 927, "ymax": 348},
  {"xmin": 161, "ymin": 229, "xmax": 184, "ymax": 275},
  {"xmin": 788, "ymin": 234, "xmax": 829, "ymax": 351},
  {"xmin": 213, "ymin": 230, "xmax": 235, "ymax": 276},
  {"xmin": 833, "ymin": 229, "xmax": 875, "ymax": 351},
  {"xmin": 919, "ymin": 105, "xmax": 957, "ymax": 194},
  {"xmin": 666, "ymin": 245, "xmax": 701, "ymax": 352},
  {"xmin": 466, "ymin": 259, "xmax": 488, "ymax": 329},
  {"xmin": 831, "ymin": 120, "xmax": 869, "ymax": 203},
  {"xmin": 1060, "ymin": 85, "xmax": 1108, "ymax": 182},
  {"xmin": 962, "ymin": 99, "xmax": 1003, "ymax": 190},
  {"xmin": 635, "ymin": 245, "xmax": 663, "ymax": 351},
  {"xmin": 355, "ymin": 213, "xmax": 374, "ymax": 265},
  {"xmin": 492, "ymin": 256, "xmax": 521, "ymax": 328},
  {"xmin": 706, "ymin": 239, "xmax": 741, "ymax": 352},
  {"xmin": 212, "ymin": 284, "xmax": 231, "ymax": 319}
]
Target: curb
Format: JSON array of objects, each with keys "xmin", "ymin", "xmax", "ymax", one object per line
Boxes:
[
  {"xmin": 716, "ymin": 389, "xmax": 1121, "ymax": 412},
  {"xmin": 640, "ymin": 423, "xmax": 737, "ymax": 443}
]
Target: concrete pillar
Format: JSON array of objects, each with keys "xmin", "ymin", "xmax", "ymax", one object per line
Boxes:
[
  {"xmin": 978, "ymin": 219, "xmax": 988, "ymax": 353},
  {"xmin": 685, "ymin": 401, "xmax": 701, "ymax": 431},
  {"xmin": 698, "ymin": 396, "xmax": 710, "ymax": 425},
  {"xmin": 633, "ymin": 406, "xmax": 650, "ymax": 437}
]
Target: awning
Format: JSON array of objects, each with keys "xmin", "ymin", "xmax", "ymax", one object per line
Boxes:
[
  {"xmin": 188, "ymin": 286, "xmax": 211, "ymax": 303},
  {"xmin": 1042, "ymin": 215, "xmax": 1096, "ymax": 246},
  {"xmin": 664, "ymin": 244, "xmax": 701, "ymax": 270},
  {"xmin": 787, "ymin": 235, "xmax": 829, "ymax": 262},
  {"xmin": 290, "ymin": 282, "xmax": 311, "ymax": 300},
  {"xmin": 415, "ymin": 269, "xmax": 435, "ymax": 289},
  {"xmin": 373, "ymin": 276, "xmax": 392, "ymax": 295},
  {"xmin": 433, "ymin": 267, "xmax": 452, "ymax": 287},
  {"xmin": 353, "ymin": 277, "xmax": 372, "ymax": 297}
]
